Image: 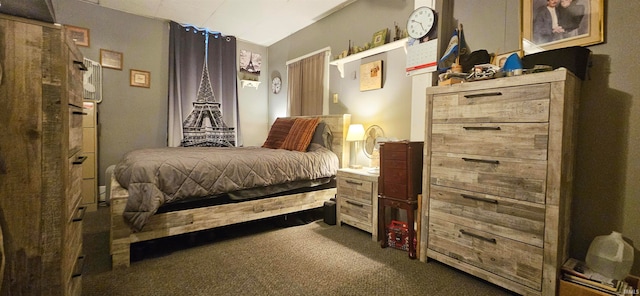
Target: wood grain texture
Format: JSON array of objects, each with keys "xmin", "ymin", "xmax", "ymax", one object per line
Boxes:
[
  {"xmin": 335, "ymin": 168, "xmax": 379, "ymax": 240},
  {"xmin": 0, "ymin": 14, "xmax": 84, "ymax": 296},
  {"xmin": 422, "ymin": 68, "xmax": 580, "ymax": 296},
  {"xmin": 109, "ymin": 114, "xmax": 351, "ymax": 268}
]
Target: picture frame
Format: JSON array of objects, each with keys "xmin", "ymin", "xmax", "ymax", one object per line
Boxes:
[
  {"xmin": 493, "ymin": 50, "xmax": 523, "ymax": 68},
  {"xmin": 65, "ymin": 25, "xmax": 90, "ymax": 47},
  {"xmin": 523, "ymin": 0, "xmax": 604, "ymax": 51},
  {"xmin": 371, "ymin": 28, "xmax": 388, "ymax": 48},
  {"xmin": 100, "ymin": 49, "xmax": 123, "ymax": 70},
  {"xmin": 130, "ymin": 69, "xmax": 150, "ymax": 88},
  {"xmin": 359, "ymin": 60, "xmax": 383, "ymax": 91}
]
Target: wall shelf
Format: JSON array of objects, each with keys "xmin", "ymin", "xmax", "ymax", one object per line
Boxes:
[
  {"xmin": 329, "ymin": 38, "xmax": 408, "ymax": 78},
  {"xmin": 240, "ymin": 80, "xmax": 261, "ymax": 89}
]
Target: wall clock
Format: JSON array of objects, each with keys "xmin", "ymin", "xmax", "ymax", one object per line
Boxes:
[
  {"xmin": 407, "ymin": 6, "xmax": 437, "ymax": 39},
  {"xmin": 271, "ymin": 76, "xmax": 282, "ymax": 94}
]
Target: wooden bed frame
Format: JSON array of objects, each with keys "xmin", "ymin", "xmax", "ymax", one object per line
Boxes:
[{"xmin": 109, "ymin": 114, "xmax": 351, "ymax": 268}]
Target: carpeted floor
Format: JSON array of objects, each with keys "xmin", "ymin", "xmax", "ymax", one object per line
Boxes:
[{"xmin": 82, "ymin": 206, "xmax": 517, "ymax": 296}]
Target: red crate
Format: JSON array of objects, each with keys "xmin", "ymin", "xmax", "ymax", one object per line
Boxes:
[{"xmin": 386, "ymin": 220, "xmax": 416, "ymax": 251}]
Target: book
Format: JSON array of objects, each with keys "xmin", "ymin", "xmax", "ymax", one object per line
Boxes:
[
  {"xmin": 562, "ymin": 258, "xmax": 619, "ymax": 285},
  {"xmin": 563, "ymin": 273, "xmax": 622, "ymax": 293}
]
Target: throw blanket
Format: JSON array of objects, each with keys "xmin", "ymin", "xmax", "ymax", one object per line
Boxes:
[{"xmin": 115, "ymin": 145, "xmax": 339, "ymax": 231}]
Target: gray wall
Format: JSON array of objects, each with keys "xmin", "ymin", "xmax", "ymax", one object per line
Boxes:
[
  {"xmin": 53, "ymin": 0, "xmax": 169, "ymax": 185},
  {"xmin": 268, "ymin": 0, "xmax": 415, "ymax": 151}
]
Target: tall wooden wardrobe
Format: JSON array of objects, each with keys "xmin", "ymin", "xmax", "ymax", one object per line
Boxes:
[{"xmin": 0, "ymin": 14, "xmax": 86, "ymax": 295}]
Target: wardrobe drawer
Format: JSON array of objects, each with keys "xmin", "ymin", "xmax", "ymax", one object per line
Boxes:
[
  {"xmin": 432, "ymin": 84, "xmax": 550, "ymax": 124},
  {"xmin": 338, "ymin": 198, "xmax": 373, "ymax": 231},
  {"xmin": 429, "ymin": 185, "xmax": 545, "ymax": 247},
  {"xmin": 337, "ymin": 177, "xmax": 373, "ymax": 205},
  {"xmin": 428, "ymin": 218, "xmax": 543, "ymax": 290},
  {"xmin": 429, "ymin": 152, "xmax": 547, "ymax": 204},
  {"xmin": 431, "ymin": 123, "xmax": 549, "ymax": 160}
]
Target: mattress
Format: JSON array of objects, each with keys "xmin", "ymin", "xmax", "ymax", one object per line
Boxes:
[{"xmin": 114, "ymin": 144, "xmax": 339, "ymax": 231}]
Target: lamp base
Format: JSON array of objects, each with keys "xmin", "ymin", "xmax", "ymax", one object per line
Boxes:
[{"xmin": 349, "ymin": 164, "xmax": 363, "ymax": 169}]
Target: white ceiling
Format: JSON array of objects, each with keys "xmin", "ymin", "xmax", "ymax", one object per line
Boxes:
[{"xmin": 79, "ymin": 0, "xmax": 355, "ymax": 46}]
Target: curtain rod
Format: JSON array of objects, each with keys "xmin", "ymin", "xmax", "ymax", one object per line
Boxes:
[{"xmin": 286, "ymin": 47, "xmax": 331, "ymax": 65}]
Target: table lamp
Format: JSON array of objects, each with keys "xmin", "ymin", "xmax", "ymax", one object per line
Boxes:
[{"xmin": 346, "ymin": 124, "xmax": 365, "ymax": 169}]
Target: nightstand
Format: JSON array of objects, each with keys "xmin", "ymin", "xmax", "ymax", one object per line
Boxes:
[{"xmin": 336, "ymin": 168, "xmax": 379, "ymax": 241}]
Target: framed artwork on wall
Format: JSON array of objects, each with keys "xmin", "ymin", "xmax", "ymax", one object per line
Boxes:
[
  {"xmin": 65, "ymin": 25, "xmax": 90, "ymax": 47},
  {"xmin": 360, "ymin": 60, "xmax": 383, "ymax": 91},
  {"xmin": 523, "ymin": 0, "xmax": 604, "ymax": 51},
  {"xmin": 100, "ymin": 49, "xmax": 123, "ymax": 70},
  {"xmin": 130, "ymin": 69, "xmax": 150, "ymax": 88}
]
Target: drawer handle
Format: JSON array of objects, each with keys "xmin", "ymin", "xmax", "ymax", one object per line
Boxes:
[
  {"xmin": 460, "ymin": 229, "xmax": 496, "ymax": 244},
  {"xmin": 346, "ymin": 200, "xmax": 364, "ymax": 208},
  {"xmin": 463, "ymin": 126, "xmax": 501, "ymax": 131},
  {"xmin": 73, "ymin": 155, "xmax": 88, "ymax": 165},
  {"xmin": 72, "ymin": 111, "xmax": 88, "ymax": 115},
  {"xmin": 464, "ymin": 92, "xmax": 502, "ymax": 99},
  {"xmin": 72, "ymin": 206, "xmax": 87, "ymax": 222},
  {"xmin": 345, "ymin": 180, "xmax": 363, "ymax": 186},
  {"xmin": 462, "ymin": 157, "xmax": 499, "ymax": 165},
  {"xmin": 73, "ymin": 60, "xmax": 88, "ymax": 71},
  {"xmin": 72, "ymin": 255, "xmax": 86, "ymax": 278},
  {"xmin": 461, "ymin": 194, "xmax": 498, "ymax": 204}
]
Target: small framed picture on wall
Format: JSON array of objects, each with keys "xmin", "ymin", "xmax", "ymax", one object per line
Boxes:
[
  {"xmin": 65, "ymin": 25, "xmax": 90, "ymax": 47},
  {"xmin": 130, "ymin": 69, "xmax": 150, "ymax": 88},
  {"xmin": 100, "ymin": 49, "xmax": 123, "ymax": 70}
]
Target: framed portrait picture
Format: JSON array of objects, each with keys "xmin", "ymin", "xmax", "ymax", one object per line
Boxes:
[
  {"xmin": 100, "ymin": 49, "xmax": 123, "ymax": 70},
  {"xmin": 65, "ymin": 25, "xmax": 90, "ymax": 47},
  {"xmin": 523, "ymin": 0, "xmax": 604, "ymax": 51},
  {"xmin": 371, "ymin": 28, "xmax": 388, "ymax": 48},
  {"xmin": 130, "ymin": 69, "xmax": 150, "ymax": 88},
  {"xmin": 359, "ymin": 60, "xmax": 383, "ymax": 91}
]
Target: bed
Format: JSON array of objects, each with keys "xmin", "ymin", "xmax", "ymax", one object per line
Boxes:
[{"xmin": 109, "ymin": 114, "xmax": 351, "ymax": 268}]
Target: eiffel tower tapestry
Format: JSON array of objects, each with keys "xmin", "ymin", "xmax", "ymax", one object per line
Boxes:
[{"xmin": 181, "ymin": 40, "xmax": 236, "ymax": 147}]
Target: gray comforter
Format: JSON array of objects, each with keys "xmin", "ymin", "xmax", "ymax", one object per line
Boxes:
[{"xmin": 114, "ymin": 144, "xmax": 339, "ymax": 231}]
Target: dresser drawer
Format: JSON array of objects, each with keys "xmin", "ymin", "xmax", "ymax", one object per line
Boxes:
[
  {"xmin": 338, "ymin": 198, "xmax": 373, "ymax": 231},
  {"xmin": 68, "ymin": 153, "xmax": 84, "ymax": 218},
  {"xmin": 430, "ymin": 152, "xmax": 547, "ymax": 204},
  {"xmin": 68, "ymin": 106, "xmax": 83, "ymax": 155},
  {"xmin": 429, "ymin": 185, "xmax": 545, "ymax": 247},
  {"xmin": 431, "ymin": 123, "xmax": 549, "ymax": 160},
  {"xmin": 63, "ymin": 216, "xmax": 83, "ymax": 287},
  {"xmin": 337, "ymin": 177, "xmax": 373, "ymax": 205},
  {"xmin": 67, "ymin": 48, "xmax": 84, "ymax": 107},
  {"xmin": 432, "ymin": 84, "xmax": 550, "ymax": 124},
  {"xmin": 428, "ymin": 218, "xmax": 543, "ymax": 290}
]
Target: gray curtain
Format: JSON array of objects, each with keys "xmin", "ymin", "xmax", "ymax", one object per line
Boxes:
[
  {"xmin": 168, "ymin": 21, "xmax": 240, "ymax": 147},
  {"xmin": 287, "ymin": 51, "xmax": 325, "ymax": 116}
]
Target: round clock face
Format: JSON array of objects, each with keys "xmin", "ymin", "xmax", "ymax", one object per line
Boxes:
[
  {"xmin": 407, "ymin": 6, "xmax": 436, "ymax": 39},
  {"xmin": 271, "ymin": 76, "xmax": 282, "ymax": 94}
]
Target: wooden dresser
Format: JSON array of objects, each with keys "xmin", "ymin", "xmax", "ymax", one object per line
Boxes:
[
  {"xmin": 0, "ymin": 14, "xmax": 86, "ymax": 295},
  {"xmin": 421, "ymin": 69, "xmax": 580, "ymax": 295},
  {"xmin": 378, "ymin": 141, "xmax": 423, "ymax": 259}
]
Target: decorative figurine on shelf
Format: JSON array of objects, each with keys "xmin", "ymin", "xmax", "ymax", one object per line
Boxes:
[{"xmin": 394, "ymin": 22, "xmax": 402, "ymax": 41}]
